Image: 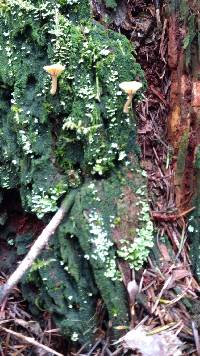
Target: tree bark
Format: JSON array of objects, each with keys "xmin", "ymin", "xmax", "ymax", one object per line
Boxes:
[{"xmin": 167, "ymin": 1, "xmax": 200, "ymax": 279}]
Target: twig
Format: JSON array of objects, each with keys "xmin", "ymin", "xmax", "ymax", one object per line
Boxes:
[
  {"xmin": 0, "ymin": 319, "xmax": 14, "ymax": 325},
  {"xmin": 151, "ymin": 206, "xmax": 195, "ymax": 222},
  {"xmin": 150, "ymin": 85, "xmax": 168, "ymax": 106},
  {"xmin": 0, "ymin": 190, "xmax": 77, "ymax": 304},
  {"xmin": 111, "ymin": 347, "xmax": 123, "ymax": 356},
  {"xmin": 105, "ymin": 348, "xmax": 112, "ymax": 356},
  {"xmin": 101, "ymin": 340, "xmax": 108, "ymax": 356},
  {"xmin": 44, "ymin": 328, "xmax": 60, "ymax": 334},
  {"xmin": 0, "ymin": 326, "xmax": 63, "ymax": 356},
  {"xmin": 159, "ymin": 19, "xmax": 168, "ymax": 60},
  {"xmin": 192, "ymin": 321, "xmax": 200, "ymax": 356},
  {"xmin": 151, "ymin": 275, "xmax": 173, "ymax": 313},
  {"xmin": 101, "ymin": 340, "xmax": 112, "ymax": 356},
  {"xmin": 87, "ymin": 339, "xmax": 102, "ymax": 356},
  {"xmin": 75, "ymin": 342, "xmax": 89, "ymax": 355}
]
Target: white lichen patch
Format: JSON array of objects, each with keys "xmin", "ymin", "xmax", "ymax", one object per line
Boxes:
[
  {"xmin": 66, "ymin": 0, "xmax": 80, "ymax": 5},
  {"xmin": 28, "ymin": 182, "xmax": 68, "ymax": 218},
  {"xmin": 86, "ymin": 208, "xmax": 119, "ymax": 280},
  {"xmin": 71, "ymin": 331, "xmax": 79, "ymax": 342},
  {"xmin": 88, "ymin": 209, "xmax": 113, "ymax": 262},
  {"xmin": 118, "ymin": 200, "xmax": 154, "ymax": 270}
]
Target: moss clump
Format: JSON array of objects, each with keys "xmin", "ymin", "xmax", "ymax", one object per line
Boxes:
[
  {"xmin": 104, "ymin": 0, "xmax": 117, "ymax": 9},
  {"xmin": 0, "ymin": 0, "xmax": 152, "ymax": 344},
  {"xmin": 0, "ymin": 0, "xmax": 144, "ymax": 218},
  {"xmin": 17, "ymin": 156, "xmax": 153, "ymax": 343},
  {"xmin": 170, "ymin": 0, "xmax": 200, "ymax": 68}
]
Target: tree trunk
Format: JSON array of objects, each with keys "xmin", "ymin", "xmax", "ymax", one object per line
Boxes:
[{"xmin": 167, "ymin": 0, "xmax": 200, "ymax": 279}]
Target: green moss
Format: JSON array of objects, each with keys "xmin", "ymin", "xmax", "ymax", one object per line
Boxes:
[
  {"xmin": 13, "ymin": 157, "xmax": 154, "ymax": 342},
  {"xmin": 104, "ymin": 0, "xmax": 117, "ymax": 9},
  {"xmin": 0, "ymin": 0, "xmax": 144, "ymax": 218},
  {"xmin": 0, "ymin": 0, "xmax": 152, "ymax": 344},
  {"xmin": 170, "ymin": 1, "xmax": 199, "ymax": 68},
  {"xmin": 58, "ymin": 0, "xmax": 91, "ymax": 23}
]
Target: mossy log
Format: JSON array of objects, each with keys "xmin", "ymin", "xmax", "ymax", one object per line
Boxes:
[{"xmin": 0, "ymin": 0, "xmax": 153, "ymax": 344}]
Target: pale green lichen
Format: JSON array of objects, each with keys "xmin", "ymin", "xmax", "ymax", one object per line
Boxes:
[
  {"xmin": 118, "ymin": 200, "xmax": 154, "ymax": 270},
  {"xmin": 27, "ymin": 182, "xmax": 68, "ymax": 218},
  {"xmin": 86, "ymin": 208, "xmax": 120, "ymax": 281}
]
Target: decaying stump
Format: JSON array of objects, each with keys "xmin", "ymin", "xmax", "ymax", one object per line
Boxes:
[{"xmin": 0, "ymin": 0, "xmax": 153, "ymax": 344}]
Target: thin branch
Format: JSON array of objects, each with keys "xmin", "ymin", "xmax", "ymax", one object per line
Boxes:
[
  {"xmin": 0, "ymin": 326, "xmax": 64, "ymax": 356},
  {"xmin": 192, "ymin": 321, "xmax": 200, "ymax": 356},
  {"xmin": 87, "ymin": 339, "xmax": 102, "ymax": 356},
  {"xmin": 0, "ymin": 190, "xmax": 77, "ymax": 304}
]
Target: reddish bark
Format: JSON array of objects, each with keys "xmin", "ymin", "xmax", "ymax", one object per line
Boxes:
[{"xmin": 167, "ymin": 10, "xmax": 200, "ymax": 210}]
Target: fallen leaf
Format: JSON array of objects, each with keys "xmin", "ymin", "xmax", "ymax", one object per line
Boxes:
[{"xmin": 120, "ymin": 326, "xmax": 182, "ymax": 356}]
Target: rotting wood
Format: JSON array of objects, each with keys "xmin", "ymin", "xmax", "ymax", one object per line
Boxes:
[{"xmin": 167, "ymin": 2, "xmax": 200, "ymax": 210}]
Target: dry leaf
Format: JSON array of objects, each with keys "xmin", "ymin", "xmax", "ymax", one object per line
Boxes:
[{"xmin": 120, "ymin": 326, "xmax": 182, "ymax": 356}]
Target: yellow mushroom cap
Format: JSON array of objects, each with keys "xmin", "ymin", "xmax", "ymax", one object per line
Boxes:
[
  {"xmin": 43, "ymin": 63, "xmax": 65, "ymax": 76},
  {"xmin": 119, "ymin": 81, "xmax": 142, "ymax": 95}
]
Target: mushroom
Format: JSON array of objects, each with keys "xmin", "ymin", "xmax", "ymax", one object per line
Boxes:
[
  {"xmin": 43, "ymin": 63, "xmax": 65, "ymax": 95},
  {"xmin": 119, "ymin": 81, "xmax": 142, "ymax": 113}
]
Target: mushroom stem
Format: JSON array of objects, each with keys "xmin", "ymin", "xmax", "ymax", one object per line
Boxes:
[
  {"xmin": 123, "ymin": 94, "xmax": 133, "ymax": 113},
  {"xmin": 50, "ymin": 75, "xmax": 58, "ymax": 95}
]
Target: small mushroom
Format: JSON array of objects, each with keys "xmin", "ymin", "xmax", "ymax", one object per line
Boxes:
[
  {"xmin": 43, "ymin": 63, "xmax": 65, "ymax": 95},
  {"xmin": 119, "ymin": 81, "xmax": 142, "ymax": 113}
]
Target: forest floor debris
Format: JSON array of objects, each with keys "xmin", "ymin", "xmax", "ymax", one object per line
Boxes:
[
  {"xmin": 1, "ymin": 1, "xmax": 200, "ymax": 355},
  {"xmin": 0, "ymin": 275, "xmax": 66, "ymax": 355}
]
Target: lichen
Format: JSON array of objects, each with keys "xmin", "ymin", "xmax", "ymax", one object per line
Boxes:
[
  {"xmin": 117, "ymin": 200, "xmax": 154, "ymax": 270},
  {"xmin": 13, "ymin": 157, "xmax": 154, "ymax": 343}
]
